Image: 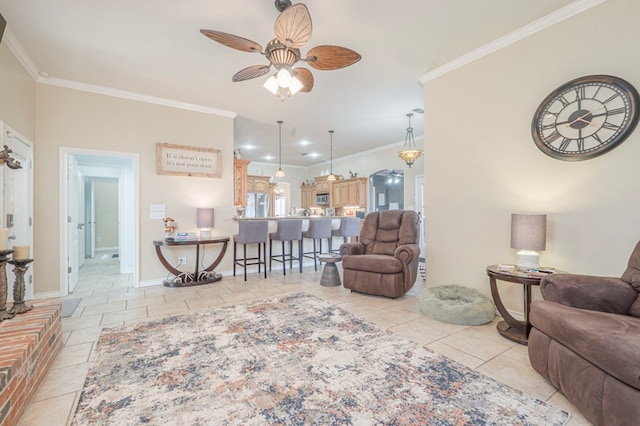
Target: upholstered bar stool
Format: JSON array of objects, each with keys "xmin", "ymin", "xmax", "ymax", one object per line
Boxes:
[
  {"xmin": 302, "ymin": 218, "xmax": 333, "ymax": 271},
  {"xmin": 269, "ymin": 219, "xmax": 303, "ymax": 275},
  {"xmin": 233, "ymin": 220, "xmax": 269, "ymax": 281},
  {"xmin": 330, "ymin": 217, "xmax": 360, "ymax": 252}
]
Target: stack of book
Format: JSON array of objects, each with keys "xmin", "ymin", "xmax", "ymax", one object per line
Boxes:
[{"xmin": 173, "ymin": 232, "xmax": 197, "ymax": 241}]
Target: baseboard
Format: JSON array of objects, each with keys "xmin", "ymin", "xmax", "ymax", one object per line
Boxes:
[{"xmin": 33, "ymin": 291, "xmax": 62, "ymax": 299}]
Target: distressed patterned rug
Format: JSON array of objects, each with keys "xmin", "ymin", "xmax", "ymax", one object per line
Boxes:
[{"xmin": 73, "ymin": 293, "xmax": 570, "ymax": 425}]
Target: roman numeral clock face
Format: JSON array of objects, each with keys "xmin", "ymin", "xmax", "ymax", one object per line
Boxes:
[{"xmin": 532, "ymin": 75, "xmax": 640, "ymax": 160}]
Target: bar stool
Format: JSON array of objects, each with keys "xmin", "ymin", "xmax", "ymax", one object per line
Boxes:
[
  {"xmin": 269, "ymin": 219, "xmax": 303, "ymax": 275},
  {"xmin": 233, "ymin": 220, "xmax": 269, "ymax": 281},
  {"xmin": 330, "ymin": 217, "xmax": 360, "ymax": 252},
  {"xmin": 302, "ymin": 218, "xmax": 333, "ymax": 271}
]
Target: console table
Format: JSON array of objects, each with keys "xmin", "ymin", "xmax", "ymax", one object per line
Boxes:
[{"xmin": 153, "ymin": 238, "xmax": 229, "ymax": 287}]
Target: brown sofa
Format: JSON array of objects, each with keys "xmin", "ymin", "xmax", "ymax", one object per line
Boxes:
[
  {"xmin": 339, "ymin": 210, "xmax": 420, "ymax": 298},
  {"xmin": 528, "ymin": 241, "xmax": 640, "ymax": 425}
]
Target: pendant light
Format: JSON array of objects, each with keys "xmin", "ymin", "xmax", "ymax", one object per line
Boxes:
[
  {"xmin": 397, "ymin": 112, "xmax": 423, "ymax": 168},
  {"xmin": 327, "ymin": 130, "xmax": 336, "ymax": 181},
  {"xmin": 275, "ymin": 120, "xmax": 285, "ymax": 177}
]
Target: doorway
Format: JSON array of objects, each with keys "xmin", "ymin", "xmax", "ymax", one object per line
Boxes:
[
  {"xmin": 369, "ymin": 169, "xmax": 404, "ymax": 212},
  {"xmin": 60, "ymin": 148, "xmax": 139, "ymax": 296}
]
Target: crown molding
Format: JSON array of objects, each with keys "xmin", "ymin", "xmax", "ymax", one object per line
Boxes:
[
  {"xmin": 38, "ymin": 77, "xmax": 237, "ymax": 118},
  {"xmin": 418, "ymin": 0, "xmax": 607, "ymax": 84},
  {"xmin": 3, "ymin": 27, "xmax": 237, "ymax": 118},
  {"xmin": 3, "ymin": 27, "xmax": 39, "ymax": 80}
]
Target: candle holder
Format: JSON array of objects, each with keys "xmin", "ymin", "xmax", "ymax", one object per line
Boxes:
[
  {"xmin": 8, "ymin": 258, "xmax": 33, "ymax": 315},
  {"xmin": 0, "ymin": 249, "xmax": 15, "ymax": 322}
]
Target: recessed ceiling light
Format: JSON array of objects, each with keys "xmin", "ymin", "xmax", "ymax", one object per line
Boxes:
[
  {"xmin": 242, "ymin": 144, "xmax": 256, "ymax": 151},
  {"xmin": 264, "ymin": 155, "xmax": 274, "ymax": 161},
  {"xmin": 298, "ymin": 140, "xmax": 310, "ymax": 146}
]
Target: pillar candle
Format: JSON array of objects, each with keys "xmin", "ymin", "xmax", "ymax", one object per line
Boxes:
[
  {"xmin": 13, "ymin": 245, "xmax": 30, "ymax": 260},
  {"xmin": 0, "ymin": 228, "xmax": 7, "ymax": 250}
]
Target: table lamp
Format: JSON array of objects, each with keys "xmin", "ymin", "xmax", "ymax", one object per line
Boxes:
[
  {"xmin": 197, "ymin": 208, "xmax": 214, "ymax": 240},
  {"xmin": 511, "ymin": 213, "xmax": 546, "ymax": 270}
]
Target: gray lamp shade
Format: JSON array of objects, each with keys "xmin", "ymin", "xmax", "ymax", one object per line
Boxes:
[
  {"xmin": 510, "ymin": 214, "xmax": 546, "ymax": 251},
  {"xmin": 197, "ymin": 208, "xmax": 214, "ymax": 228}
]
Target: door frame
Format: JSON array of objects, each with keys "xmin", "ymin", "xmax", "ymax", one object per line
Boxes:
[
  {"xmin": 1, "ymin": 123, "xmax": 34, "ymax": 299},
  {"xmin": 59, "ymin": 147, "xmax": 140, "ymax": 296},
  {"xmin": 414, "ymin": 174, "xmax": 425, "ymax": 254}
]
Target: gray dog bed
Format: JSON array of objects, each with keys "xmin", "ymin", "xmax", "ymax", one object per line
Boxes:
[{"xmin": 420, "ymin": 285, "xmax": 495, "ymax": 325}]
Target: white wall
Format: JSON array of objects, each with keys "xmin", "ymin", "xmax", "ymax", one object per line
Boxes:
[{"xmin": 423, "ymin": 0, "xmax": 640, "ymax": 311}]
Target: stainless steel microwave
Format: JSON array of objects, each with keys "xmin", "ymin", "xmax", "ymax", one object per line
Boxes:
[{"xmin": 316, "ymin": 193, "xmax": 329, "ymax": 205}]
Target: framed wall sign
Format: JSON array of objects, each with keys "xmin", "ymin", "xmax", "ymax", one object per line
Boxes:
[{"xmin": 156, "ymin": 143, "xmax": 222, "ymax": 178}]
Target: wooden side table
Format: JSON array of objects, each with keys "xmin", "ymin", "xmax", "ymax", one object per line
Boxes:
[
  {"xmin": 486, "ymin": 265, "xmax": 557, "ymax": 345},
  {"xmin": 154, "ymin": 238, "xmax": 230, "ymax": 287}
]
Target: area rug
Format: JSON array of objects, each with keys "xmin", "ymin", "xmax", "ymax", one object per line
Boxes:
[{"xmin": 72, "ymin": 293, "xmax": 570, "ymax": 425}]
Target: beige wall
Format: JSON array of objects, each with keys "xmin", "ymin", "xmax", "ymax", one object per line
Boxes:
[
  {"xmin": 35, "ymin": 84, "xmax": 235, "ymax": 293},
  {"xmin": 423, "ymin": 0, "xmax": 640, "ymax": 311},
  {"xmin": 0, "ymin": 43, "xmax": 35, "ymax": 141}
]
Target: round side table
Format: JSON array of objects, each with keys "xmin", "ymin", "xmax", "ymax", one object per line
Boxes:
[
  {"xmin": 486, "ymin": 265, "xmax": 558, "ymax": 345},
  {"xmin": 318, "ymin": 253, "xmax": 342, "ymax": 287}
]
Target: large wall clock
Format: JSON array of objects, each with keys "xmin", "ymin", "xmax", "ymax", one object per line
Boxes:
[{"xmin": 531, "ymin": 75, "xmax": 640, "ymax": 161}]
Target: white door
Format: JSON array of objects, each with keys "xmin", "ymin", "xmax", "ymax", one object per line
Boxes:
[
  {"xmin": 66, "ymin": 155, "xmax": 83, "ymax": 293},
  {"xmin": 2, "ymin": 127, "xmax": 34, "ymax": 299},
  {"xmin": 415, "ymin": 175, "xmax": 425, "ymax": 255},
  {"xmin": 84, "ymin": 179, "xmax": 96, "ymax": 259}
]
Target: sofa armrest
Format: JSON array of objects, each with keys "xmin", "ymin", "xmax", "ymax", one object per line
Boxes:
[
  {"xmin": 394, "ymin": 244, "xmax": 420, "ymax": 264},
  {"xmin": 541, "ymin": 273, "xmax": 637, "ymax": 314},
  {"xmin": 340, "ymin": 242, "xmax": 365, "ymax": 256}
]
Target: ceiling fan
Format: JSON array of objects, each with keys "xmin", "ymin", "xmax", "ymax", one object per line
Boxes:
[{"xmin": 200, "ymin": 0, "xmax": 361, "ymax": 100}]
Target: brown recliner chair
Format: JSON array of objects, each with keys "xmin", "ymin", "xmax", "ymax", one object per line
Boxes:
[
  {"xmin": 339, "ymin": 210, "xmax": 420, "ymax": 298},
  {"xmin": 528, "ymin": 240, "xmax": 640, "ymax": 425}
]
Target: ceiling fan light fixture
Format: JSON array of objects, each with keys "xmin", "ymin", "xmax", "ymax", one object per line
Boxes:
[
  {"xmin": 264, "ymin": 67, "xmax": 303, "ymax": 99},
  {"xmin": 289, "ymin": 75, "xmax": 304, "ymax": 95},
  {"xmin": 276, "ymin": 68, "xmax": 292, "ymax": 87},
  {"xmin": 263, "ymin": 75, "xmax": 279, "ymax": 95},
  {"xmin": 397, "ymin": 113, "xmax": 423, "ymax": 168},
  {"xmin": 202, "ymin": 2, "xmax": 360, "ymax": 101}
]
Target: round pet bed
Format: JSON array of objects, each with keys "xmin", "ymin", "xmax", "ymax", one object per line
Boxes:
[{"xmin": 420, "ymin": 285, "xmax": 495, "ymax": 325}]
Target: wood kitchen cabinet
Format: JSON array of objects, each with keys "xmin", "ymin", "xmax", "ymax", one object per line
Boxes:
[
  {"xmin": 301, "ymin": 184, "xmax": 316, "ymax": 209},
  {"xmin": 233, "ymin": 158, "xmax": 250, "ymax": 207},
  {"xmin": 247, "ymin": 175, "xmax": 271, "ymax": 193},
  {"xmin": 315, "ymin": 178, "xmax": 331, "ymax": 194},
  {"xmin": 331, "ymin": 177, "xmax": 367, "ymax": 208}
]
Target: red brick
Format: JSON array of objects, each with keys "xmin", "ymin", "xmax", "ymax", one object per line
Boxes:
[{"xmin": 0, "ymin": 301, "xmax": 62, "ymax": 426}]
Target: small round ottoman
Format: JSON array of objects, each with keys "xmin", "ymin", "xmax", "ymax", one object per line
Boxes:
[{"xmin": 420, "ymin": 285, "xmax": 495, "ymax": 325}]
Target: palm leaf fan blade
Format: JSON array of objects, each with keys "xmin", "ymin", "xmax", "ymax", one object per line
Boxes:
[
  {"xmin": 274, "ymin": 3, "xmax": 312, "ymax": 48},
  {"xmin": 232, "ymin": 65, "xmax": 271, "ymax": 82},
  {"xmin": 306, "ymin": 45, "xmax": 361, "ymax": 70},
  {"xmin": 294, "ymin": 68, "xmax": 314, "ymax": 92},
  {"xmin": 200, "ymin": 30, "xmax": 263, "ymax": 53}
]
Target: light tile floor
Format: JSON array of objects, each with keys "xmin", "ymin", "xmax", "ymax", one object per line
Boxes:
[{"xmin": 18, "ymin": 252, "xmax": 592, "ymax": 425}]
